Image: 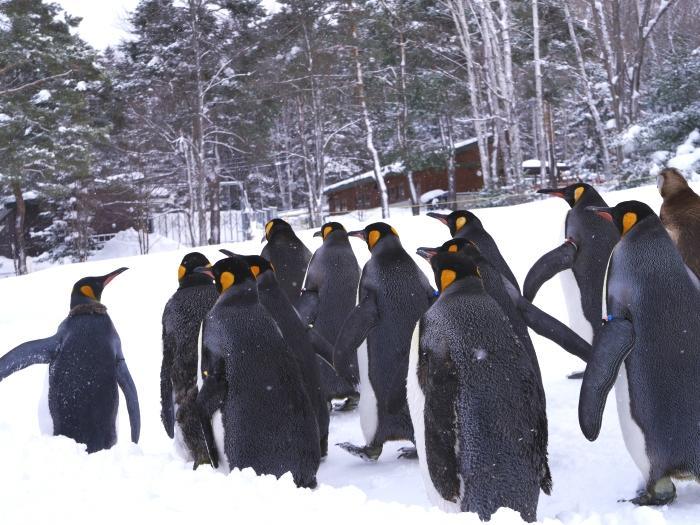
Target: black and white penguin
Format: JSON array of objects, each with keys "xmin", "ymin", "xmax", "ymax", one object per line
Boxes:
[
  {"xmin": 427, "ymin": 209, "xmax": 519, "ymax": 290},
  {"xmin": 416, "ymin": 238, "xmax": 590, "ymax": 368},
  {"xmin": 524, "ymin": 183, "xmax": 619, "ymax": 349},
  {"xmin": 297, "ymin": 222, "xmax": 360, "ymax": 346},
  {"xmin": 0, "ymin": 268, "xmax": 140, "ymax": 453},
  {"xmin": 335, "ymin": 222, "xmax": 434, "ymax": 461},
  {"xmin": 220, "ymin": 249, "xmax": 330, "ymax": 458},
  {"xmin": 195, "ymin": 256, "xmax": 320, "ymax": 488},
  {"xmin": 161, "ymin": 252, "xmax": 218, "ymax": 466},
  {"xmin": 407, "ymin": 251, "xmax": 550, "ymax": 521},
  {"xmin": 297, "ymin": 221, "xmax": 361, "ymax": 410},
  {"xmin": 261, "ymin": 218, "xmax": 312, "ymax": 303},
  {"xmin": 578, "ymin": 201, "xmax": 700, "ymax": 505}
]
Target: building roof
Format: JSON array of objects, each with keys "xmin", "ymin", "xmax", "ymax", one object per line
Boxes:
[{"xmin": 324, "ymin": 137, "xmax": 482, "ymax": 195}]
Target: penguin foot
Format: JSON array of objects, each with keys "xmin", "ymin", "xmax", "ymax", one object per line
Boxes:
[
  {"xmin": 397, "ymin": 446, "xmax": 418, "ymax": 459},
  {"xmin": 623, "ymin": 479, "xmax": 676, "ymax": 506},
  {"xmin": 567, "ymin": 370, "xmax": 585, "ymax": 380},
  {"xmin": 334, "ymin": 394, "xmax": 360, "ymax": 412},
  {"xmin": 336, "ymin": 442, "xmax": 381, "ymax": 462}
]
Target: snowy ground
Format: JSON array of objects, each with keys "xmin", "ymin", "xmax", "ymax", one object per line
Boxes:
[{"xmin": 1, "ymin": 182, "xmax": 699, "ymax": 525}]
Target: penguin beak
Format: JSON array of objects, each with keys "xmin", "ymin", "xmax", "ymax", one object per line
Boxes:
[
  {"xmin": 586, "ymin": 206, "xmax": 614, "ymax": 223},
  {"xmin": 347, "ymin": 230, "xmax": 366, "ymax": 240},
  {"xmin": 313, "ymin": 230, "xmax": 322, "ymax": 238},
  {"xmin": 219, "ymin": 248, "xmax": 235, "ymax": 257},
  {"xmin": 101, "ymin": 267, "xmax": 128, "ymax": 287},
  {"xmin": 426, "ymin": 212, "xmax": 449, "ymax": 225},
  {"xmin": 194, "ymin": 266, "xmax": 215, "ymax": 279},
  {"xmin": 416, "ymin": 247, "xmax": 438, "ymax": 261},
  {"xmin": 537, "ymin": 188, "xmax": 566, "ymax": 199},
  {"xmin": 260, "ymin": 233, "xmax": 267, "ymax": 243}
]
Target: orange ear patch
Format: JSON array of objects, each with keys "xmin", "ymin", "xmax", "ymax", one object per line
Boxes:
[
  {"xmin": 455, "ymin": 216, "xmax": 467, "ymax": 231},
  {"xmin": 390, "ymin": 227, "xmax": 399, "ymax": 236},
  {"xmin": 368, "ymin": 230, "xmax": 381, "ymax": 249},
  {"xmin": 574, "ymin": 186, "xmax": 585, "ymax": 203},
  {"xmin": 265, "ymin": 221, "xmax": 274, "ymax": 238},
  {"xmin": 178, "ymin": 265, "xmax": 186, "ymax": 281},
  {"xmin": 80, "ymin": 285, "xmax": 96, "ymax": 300},
  {"xmin": 440, "ymin": 269, "xmax": 457, "ymax": 291},
  {"xmin": 622, "ymin": 212, "xmax": 637, "ymax": 235},
  {"xmin": 220, "ymin": 271, "xmax": 235, "ymax": 291},
  {"xmin": 323, "ymin": 225, "xmax": 333, "ymax": 239},
  {"xmin": 250, "ymin": 265, "xmax": 261, "ymax": 278},
  {"xmin": 448, "ymin": 244, "xmax": 459, "ymax": 253}
]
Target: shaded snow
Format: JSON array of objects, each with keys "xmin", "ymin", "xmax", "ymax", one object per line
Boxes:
[{"xmin": 1, "ymin": 182, "xmax": 699, "ymax": 524}]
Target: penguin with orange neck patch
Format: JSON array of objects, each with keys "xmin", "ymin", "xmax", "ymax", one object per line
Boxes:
[
  {"xmin": 195, "ymin": 256, "xmax": 320, "ymax": 487},
  {"xmin": 407, "ymin": 252, "xmax": 550, "ymax": 521},
  {"xmin": 160, "ymin": 252, "xmax": 217, "ymax": 466},
  {"xmin": 578, "ymin": 201, "xmax": 700, "ymax": 505},
  {"xmin": 219, "ymin": 249, "xmax": 330, "ymax": 458},
  {"xmin": 524, "ymin": 184, "xmax": 619, "ymax": 358},
  {"xmin": 261, "ymin": 218, "xmax": 312, "ymax": 303},
  {"xmin": 335, "ymin": 222, "xmax": 434, "ymax": 461},
  {"xmin": 0, "ymin": 268, "xmax": 140, "ymax": 453},
  {"xmin": 427, "ymin": 210, "xmax": 519, "ymax": 291}
]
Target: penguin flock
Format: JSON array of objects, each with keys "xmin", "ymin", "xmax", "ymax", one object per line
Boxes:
[{"xmin": 0, "ymin": 178, "xmax": 698, "ymax": 522}]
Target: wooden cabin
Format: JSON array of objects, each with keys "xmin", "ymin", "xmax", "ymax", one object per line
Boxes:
[{"xmin": 325, "ymin": 138, "xmax": 486, "ymax": 213}]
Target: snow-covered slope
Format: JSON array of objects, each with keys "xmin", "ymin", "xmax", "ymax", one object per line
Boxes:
[{"xmin": 1, "ymin": 182, "xmax": 698, "ymax": 525}]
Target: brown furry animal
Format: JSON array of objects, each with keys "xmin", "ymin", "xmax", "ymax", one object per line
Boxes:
[{"xmin": 658, "ymin": 167, "xmax": 700, "ymax": 277}]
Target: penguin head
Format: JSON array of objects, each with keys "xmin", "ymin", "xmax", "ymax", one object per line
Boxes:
[
  {"xmin": 262, "ymin": 218, "xmax": 293, "ymax": 243},
  {"xmin": 177, "ymin": 252, "xmax": 213, "ymax": 287},
  {"xmin": 314, "ymin": 222, "xmax": 346, "ymax": 241},
  {"xmin": 429, "ymin": 251, "xmax": 481, "ymax": 293},
  {"xmin": 416, "ymin": 238, "xmax": 480, "ymax": 261},
  {"xmin": 195, "ymin": 256, "xmax": 255, "ymax": 295},
  {"xmin": 538, "ymin": 182, "xmax": 592, "ymax": 208},
  {"xmin": 348, "ymin": 222, "xmax": 400, "ymax": 251},
  {"xmin": 426, "ymin": 210, "xmax": 481, "ymax": 236},
  {"xmin": 586, "ymin": 200, "xmax": 656, "ymax": 237},
  {"xmin": 657, "ymin": 167, "xmax": 690, "ymax": 199},
  {"xmin": 70, "ymin": 267, "xmax": 128, "ymax": 308}
]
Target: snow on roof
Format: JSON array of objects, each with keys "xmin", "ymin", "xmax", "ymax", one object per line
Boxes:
[
  {"xmin": 324, "ymin": 161, "xmax": 404, "ymax": 194},
  {"xmin": 452, "ymin": 137, "xmax": 479, "ymax": 149},
  {"xmin": 522, "ymin": 159, "xmax": 569, "ymax": 169}
]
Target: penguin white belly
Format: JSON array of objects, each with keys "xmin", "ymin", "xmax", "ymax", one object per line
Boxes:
[
  {"xmin": 38, "ymin": 368, "xmax": 53, "ymax": 435},
  {"xmin": 211, "ymin": 409, "xmax": 230, "ymax": 473},
  {"xmin": 614, "ymin": 363, "xmax": 651, "ymax": 480},
  {"xmin": 559, "ymin": 269, "xmax": 593, "ymax": 344},
  {"xmin": 172, "ymin": 401, "xmax": 194, "ymax": 462},
  {"xmin": 357, "ymin": 340, "xmax": 378, "ymax": 444},
  {"xmin": 406, "ymin": 324, "xmax": 461, "ymax": 513}
]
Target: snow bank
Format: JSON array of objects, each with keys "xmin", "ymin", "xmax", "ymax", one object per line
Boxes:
[
  {"xmin": 1, "ymin": 182, "xmax": 699, "ymax": 525},
  {"xmin": 667, "ymin": 129, "xmax": 700, "ymax": 177}
]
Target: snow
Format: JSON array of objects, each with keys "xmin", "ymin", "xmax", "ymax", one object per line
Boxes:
[
  {"xmin": 1, "ymin": 181, "xmax": 700, "ymax": 524},
  {"xmin": 323, "ymin": 161, "xmax": 404, "ymax": 193},
  {"xmin": 667, "ymin": 129, "xmax": 700, "ymax": 175},
  {"xmin": 419, "ymin": 189, "xmax": 447, "ymax": 203},
  {"xmin": 522, "ymin": 159, "xmax": 569, "ymax": 169},
  {"xmin": 74, "ymin": 81, "xmax": 87, "ymax": 91},
  {"xmin": 31, "ymin": 89, "xmax": 52, "ymax": 104}
]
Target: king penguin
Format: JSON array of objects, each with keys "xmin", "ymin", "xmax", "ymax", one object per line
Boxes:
[
  {"xmin": 578, "ymin": 201, "xmax": 700, "ymax": 505},
  {"xmin": 657, "ymin": 167, "xmax": 700, "ymax": 278},
  {"xmin": 427, "ymin": 209, "xmax": 519, "ymax": 291},
  {"xmin": 0, "ymin": 268, "xmax": 140, "ymax": 453},
  {"xmin": 161, "ymin": 252, "xmax": 218, "ymax": 466},
  {"xmin": 334, "ymin": 222, "xmax": 434, "ymax": 461},
  {"xmin": 524, "ymin": 183, "xmax": 619, "ymax": 352},
  {"xmin": 407, "ymin": 251, "xmax": 550, "ymax": 522},
  {"xmin": 195, "ymin": 256, "xmax": 320, "ymax": 488},
  {"xmin": 261, "ymin": 218, "xmax": 312, "ymax": 303},
  {"xmin": 220, "ymin": 249, "xmax": 330, "ymax": 458}
]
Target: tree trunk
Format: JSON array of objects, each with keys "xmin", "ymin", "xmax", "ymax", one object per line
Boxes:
[
  {"xmin": 545, "ymin": 101, "xmax": 558, "ymax": 184},
  {"xmin": 397, "ymin": 29, "xmax": 420, "ymax": 215},
  {"xmin": 11, "ymin": 182, "xmax": 27, "ymax": 275},
  {"xmin": 440, "ymin": 116, "xmax": 457, "ymax": 210},
  {"xmin": 532, "ymin": 0, "xmax": 548, "ymax": 186}
]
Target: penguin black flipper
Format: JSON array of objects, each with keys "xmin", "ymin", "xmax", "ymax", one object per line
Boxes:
[
  {"xmin": 160, "ymin": 329, "xmax": 175, "ymax": 438},
  {"xmin": 579, "ymin": 318, "xmax": 635, "ymax": 441},
  {"xmin": 333, "ymin": 291, "xmax": 379, "ymax": 386},
  {"xmin": 0, "ymin": 334, "xmax": 61, "ymax": 381},
  {"xmin": 116, "ymin": 352, "xmax": 141, "ymax": 444},
  {"xmin": 424, "ymin": 339, "xmax": 461, "ymax": 502},
  {"xmin": 308, "ymin": 325, "xmax": 334, "ymax": 364},
  {"xmin": 296, "ymin": 289, "xmax": 320, "ymax": 327},
  {"xmin": 523, "ymin": 241, "xmax": 577, "ymax": 301}
]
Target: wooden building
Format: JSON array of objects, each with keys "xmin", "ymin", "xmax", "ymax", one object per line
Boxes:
[{"xmin": 325, "ymin": 138, "xmax": 485, "ymax": 213}]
